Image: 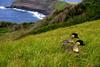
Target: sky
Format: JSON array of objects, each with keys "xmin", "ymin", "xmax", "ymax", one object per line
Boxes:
[{"xmin": 64, "ymin": 0, "xmax": 82, "ymax": 2}]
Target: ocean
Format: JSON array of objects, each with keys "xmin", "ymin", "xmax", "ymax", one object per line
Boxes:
[{"xmin": 0, "ymin": 0, "xmax": 45, "ymax": 23}]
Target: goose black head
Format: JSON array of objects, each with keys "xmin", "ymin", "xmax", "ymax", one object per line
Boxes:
[
  {"xmin": 76, "ymin": 40, "xmax": 84, "ymax": 46},
  {"xmin": 71, "ymin": 33, "xmax": 79, "ymax": 38}
]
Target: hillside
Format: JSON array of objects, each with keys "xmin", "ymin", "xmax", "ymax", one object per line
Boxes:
[
  {"xmin": 11, "ymin": 0, "xmax": 60, "ymax": 15},
  {"xmin": 14, "ymin": 0, "xmax": 100, "ymax": 38},
  {"xmin": 0, "ymin": 20, "xmax": 100, "ymax": 67}
]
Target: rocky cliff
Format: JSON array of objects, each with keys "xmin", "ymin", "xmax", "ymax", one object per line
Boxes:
[{"xmin": 11, "ymin": 0, "xmax": 59, "ymax": 15}]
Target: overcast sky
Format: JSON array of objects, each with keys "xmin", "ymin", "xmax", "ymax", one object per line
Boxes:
[{"xmin": 64, "ymin": 0, "xmax": 81, "ymax": 2}]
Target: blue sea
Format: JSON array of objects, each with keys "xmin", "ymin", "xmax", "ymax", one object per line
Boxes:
[{"xmin": 0, "ymin": 0, "xmax": 45, "ymax": 23}]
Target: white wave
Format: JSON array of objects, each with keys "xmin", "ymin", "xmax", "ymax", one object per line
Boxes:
[
  {"xmin": 27, "ymin": 11, "xmax": 46, "ymax": 19},
  {"xmin": 34, "ymin": 12, "xmax": 45, "ymax": 19},
  {"xmin": 0, "ymin": 6, "xmax": 6, "ymax": 9},
  {"xmin": 12, "ymin": 8, "xmax": 26, "ymax": 12},
  {"xmin": 12, "ymin": 8, "xmax": 46, "ymax": 19}
]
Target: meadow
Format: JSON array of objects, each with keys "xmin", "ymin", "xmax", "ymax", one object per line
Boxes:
[{"xmin": 0, "ymin": 20, "xmax": 100, "ymax": 67}]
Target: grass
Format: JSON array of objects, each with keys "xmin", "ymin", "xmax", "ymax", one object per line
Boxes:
[
  {"xmin": 0, "ymin": 20, "xmax": 100, "ymax": 67},
  {"xmin": 0, "ymin": 28, "xmax": 11, "ymax": 36},
  {"xmin": 0, "ymin": 28, "xmax": 10, "ymax": 33},
  {"xmin": 54, "ymin": 1, "xmax": 68, "ymax": 11}
]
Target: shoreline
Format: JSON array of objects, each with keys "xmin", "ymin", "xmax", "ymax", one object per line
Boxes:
[
  {"xmin": 0, "ymin": 5, "xmax": 46, "ymax": 23},
  {"xmin": 7, "ymin": 5, "xmax": 49, "ymax": 15},
  {"xmin": 0, "ymin": 5, "xmax": 46, "ymax": 19}
]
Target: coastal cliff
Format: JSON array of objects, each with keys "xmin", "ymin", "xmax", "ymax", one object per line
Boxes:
[{"xmin": 11, "ymin": 0, "xmax": 59, "ymax": 15}]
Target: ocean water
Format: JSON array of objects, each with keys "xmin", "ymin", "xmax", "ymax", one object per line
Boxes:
[{"xmin": 0, "ymin": 0, "xmax": 45, "ymax": 23}]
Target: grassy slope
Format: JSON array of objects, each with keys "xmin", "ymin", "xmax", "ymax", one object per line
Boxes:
[{"xmin": 0, "ymin": 20, "xmax": 100, "ymax": 67}]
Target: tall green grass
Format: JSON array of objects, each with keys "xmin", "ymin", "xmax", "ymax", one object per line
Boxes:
[
  {"xmin": 0, "ymin": 28, "xmax": 11, "ymax": 36},
  {"xmin": 0, "ymin": 20, "xmax": 100, "ymax": 67}
]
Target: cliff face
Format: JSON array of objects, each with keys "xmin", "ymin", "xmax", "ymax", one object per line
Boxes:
[{"xmin": 11, "ymin": 0, "xmax": 59, "ymax": 15}]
